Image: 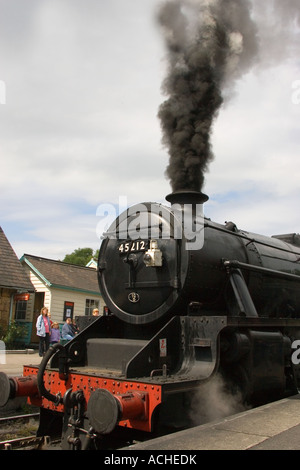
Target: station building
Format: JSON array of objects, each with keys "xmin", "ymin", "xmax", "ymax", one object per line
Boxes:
[{"xmin": 0, "ymin": 226, "xmax": 103, "ymax": 347}]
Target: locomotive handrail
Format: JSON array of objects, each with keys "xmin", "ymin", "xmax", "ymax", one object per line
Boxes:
[
  {"xmin": 37, "ymin": 343, "xmax": 66, "ymax": 405},
  {"xmin": 223, "ymin": 259, "xmax": 300, "ymax": 282}
]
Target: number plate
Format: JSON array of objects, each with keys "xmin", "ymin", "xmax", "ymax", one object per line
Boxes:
[{"xmin": 118, "ymin": 240, "xmax": 148, "ymax": 254}]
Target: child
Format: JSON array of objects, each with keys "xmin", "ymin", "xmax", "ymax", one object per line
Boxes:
[{"xmin": 50, "ymin": 322, "xmax": 61, "ymax": 345}]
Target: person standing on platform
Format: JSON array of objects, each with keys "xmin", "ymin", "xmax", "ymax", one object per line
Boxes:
[{"xmin": 36, "ymin": 307, "xmax": 51, "ymax": 357}]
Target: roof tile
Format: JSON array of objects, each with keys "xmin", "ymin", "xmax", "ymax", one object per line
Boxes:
[
  {"xmin": 0, "ymin": 227, "xmax": 35, "ymax": 291},
  {"xmin": 22, "ymin": 254, "xmax": 100, "ymax": 294}
]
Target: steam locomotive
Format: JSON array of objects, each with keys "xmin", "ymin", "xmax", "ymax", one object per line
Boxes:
[{"xmin": 1, "ymin": 190, "xmax": 300, "ymax": 450}]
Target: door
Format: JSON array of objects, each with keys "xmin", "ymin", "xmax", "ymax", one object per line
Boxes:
[{"xmin": 30, "ymin": 292, "xmax": 45, "ymax": 343}]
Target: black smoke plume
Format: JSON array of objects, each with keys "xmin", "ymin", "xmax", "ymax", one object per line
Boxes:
[{"xmin": 157, "ymin": 0, "xmax": 258, "ymax": 192}]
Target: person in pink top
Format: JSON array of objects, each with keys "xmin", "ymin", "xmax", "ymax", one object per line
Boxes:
[{"xmin": 36, "ymin": 307, "xmax": 51, "ymax": 356}]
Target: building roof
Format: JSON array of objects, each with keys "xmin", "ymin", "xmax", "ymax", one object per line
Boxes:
[
  {"xmin": 0, "ymin": 227, "xmax": 35, "ymax": 291},
  {"xmin": 86, "ymin": 258, "xmax": 97, "ymax": 269},
  {"xmin": 21, "ymin": 254, "xmax": 101, "ymax": 296}
]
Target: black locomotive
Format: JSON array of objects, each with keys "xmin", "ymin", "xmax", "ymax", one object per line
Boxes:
[{"xmin": 1, "ymin": 190, "xmax": 300, "ymax": 450}]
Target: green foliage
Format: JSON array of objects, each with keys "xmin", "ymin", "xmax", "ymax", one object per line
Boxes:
[
  {"xmin": 0, "ymin": 324, "xmax": 5, "ymax": 343},
  {"xmin": 62, "ymin": 247, "xmax": 98, "ymax": 266},
  {"xmin": 0, "ymin": 321, "xmax": 28, "ymax": 349}
]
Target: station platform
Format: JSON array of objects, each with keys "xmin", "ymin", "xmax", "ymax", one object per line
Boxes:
[
  {"xmin": 126, "ymin": 394, "xmax": 300, "ymax": 450},
  {"xmin": 0, "ymin": 349, "xmax": 41, "ymax": 376}
]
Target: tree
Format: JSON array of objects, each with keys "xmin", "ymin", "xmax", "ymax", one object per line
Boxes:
[
  {"xmin": 0, "ymin": 321, "xmax": 28, "ymax": 349},
  {"xmin": 62, "ymin": 248, "xmax": 95, "ymax": 266}
]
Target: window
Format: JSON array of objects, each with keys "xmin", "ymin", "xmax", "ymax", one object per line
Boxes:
[
  {"xmin": 85, "ymin": 299, "xmax": 99, "ymax": 316},
  {"xmin": 15, "ymin": 300, "xmax": 27, "ymax": 320}
]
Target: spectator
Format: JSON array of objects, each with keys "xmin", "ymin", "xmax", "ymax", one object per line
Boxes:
[
  {"xmin": 48, "ymin": 312, "xmax": 53, "ymax": 327},
  {"xmin": 72, "ymin": 318, "xmax": 79, "ymax": 335},
  {"xmin": 92, "ymin": 308, "xmax": 100, "ymax": 316},
  {"xmin": 62, "ymin": 317, "xmax": 75, "ymax": 341},
  {"xmin": 36, "ymin": 307, "xmax": 51, "ymax": 357},
  {"xmin": 50, "ymin": 322, "xmax": 61, "ymax": 345}
]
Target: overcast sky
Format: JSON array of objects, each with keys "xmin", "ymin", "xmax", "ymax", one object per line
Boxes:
[{"xmin": 1, "ymin": 0, "xmax": 300, "ymax": 261}]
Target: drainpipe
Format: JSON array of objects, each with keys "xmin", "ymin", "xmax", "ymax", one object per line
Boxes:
[{"xmin": 9, "ymin": 292, "xmax": 15, "ymax": 324}]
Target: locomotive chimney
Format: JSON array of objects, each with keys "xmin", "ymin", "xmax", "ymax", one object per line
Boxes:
[
  {"xmin": 166, "ymin": 190, "xmax": 209, "ymax": 206},
  {"xmin": 166, "ymin": 190, "xmax": 208, "ymax": 250}
]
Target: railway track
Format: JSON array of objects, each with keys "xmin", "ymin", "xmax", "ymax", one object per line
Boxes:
[
  {"xmin": 0, "ymin": 412, "xmax": 142, "ymax": 450},
  {"xmin": 0, "ymin": 411, "xmax": 165, "ymax": 450},
  {"xmin": 0, "ymin": 412, "xmax": 44, "ymax": 450},
  {"xmin": 0, "ymin": 435, "xmax": 51, "ymax": 450}
]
